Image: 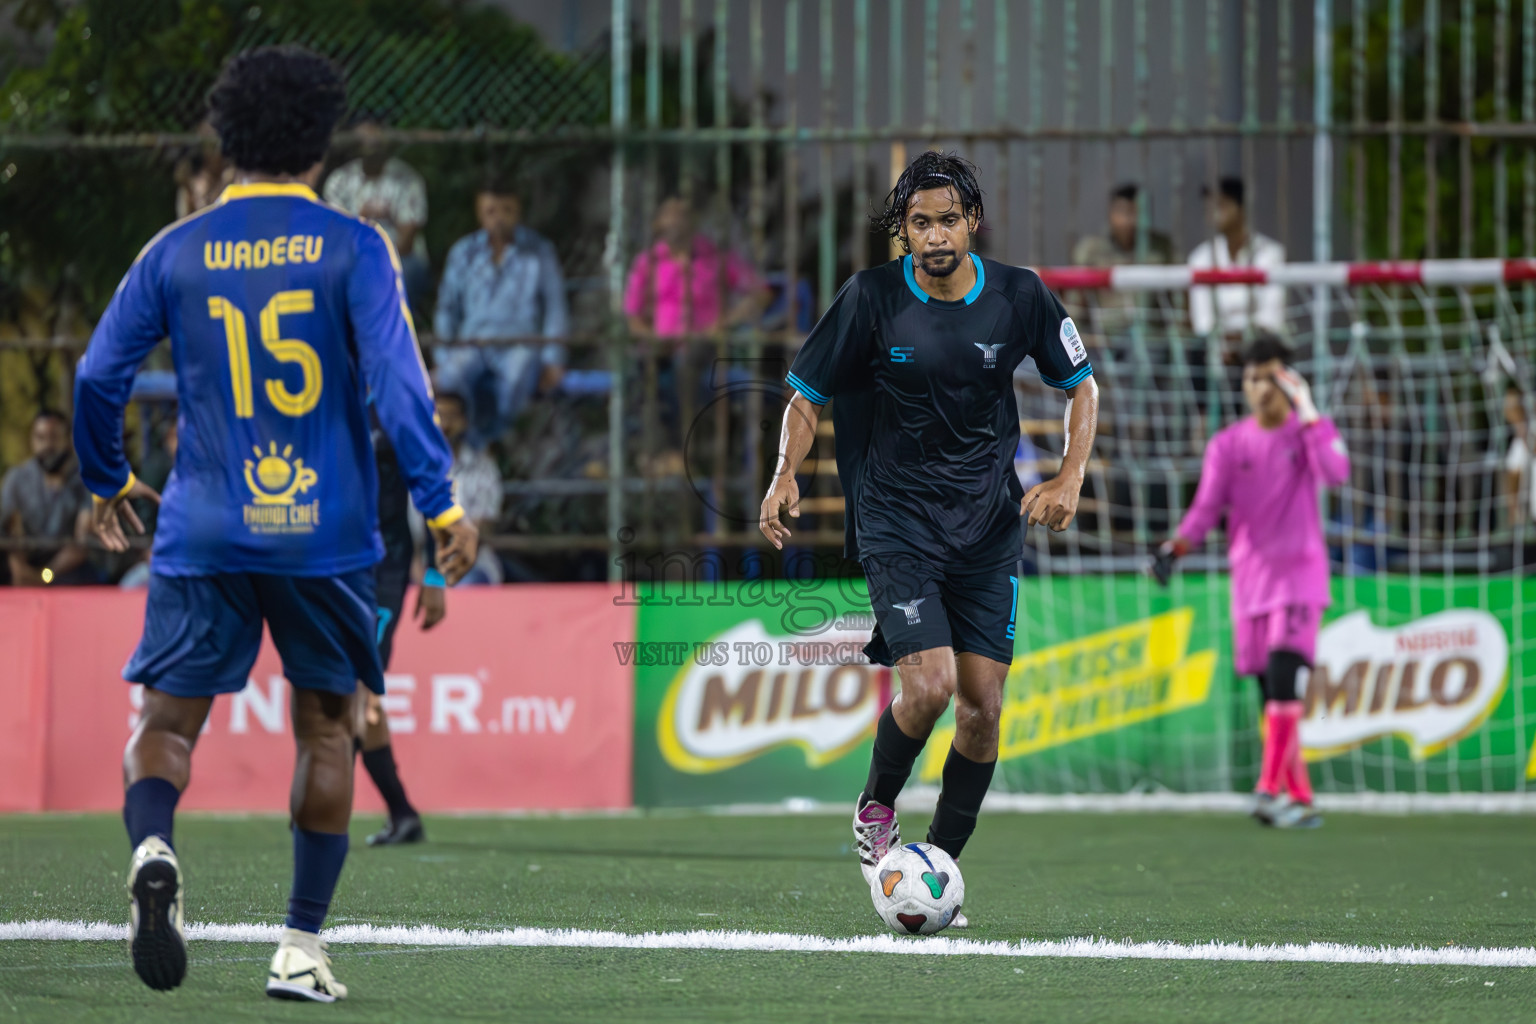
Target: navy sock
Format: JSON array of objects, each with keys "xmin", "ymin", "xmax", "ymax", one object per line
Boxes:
[
  {"xmin": 926, "ymin": 746, "xmax": 997, "ymax": 859},
  {"xmin": 864, "ymin": 705, "xmax": 928, "ymax": 808},
  {"xmin": 286, "ymin": 828, "xmax": 350, "ymax": 934},
  {"xmin": 123, "ymin": 777, "xmax": 181, "ymax": 851}
]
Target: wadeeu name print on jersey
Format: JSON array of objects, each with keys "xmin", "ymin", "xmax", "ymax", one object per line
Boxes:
[
  {"xmin": 204, "ymin": 235, "xmax": 324, "ymax": 270},
  {"xmin": 74, "ymin": 182, "xmax": 460, "ymax": 576}
]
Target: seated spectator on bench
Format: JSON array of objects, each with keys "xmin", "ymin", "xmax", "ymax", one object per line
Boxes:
[
  {"xmin": 2, "ymin": 410, "xmax": 94, "ymax": 586},
  {"xmin": 623, "ymin": 196, "xmax": 769, "ymax": 341},
  {"xmin": 433, "ymin": 391, "xmax": 504, "ymax": 586},
  {"xmin": 433, "ymin": 176, "xmax": 568, "ymax": 445}
]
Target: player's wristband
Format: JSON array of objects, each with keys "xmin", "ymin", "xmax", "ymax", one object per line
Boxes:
[
  {"xmin": 427, "ymin": 504, "xmax": 466, "ymax": 529},
  {"xmin": 91, "ymin": 471, "xmax": 137, "ymax": 505},
  {"xmin": 423, "ymin": 568, "xmax": 446, "ymax": 588}
]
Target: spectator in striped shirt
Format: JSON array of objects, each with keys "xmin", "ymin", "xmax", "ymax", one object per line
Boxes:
[{"xmin": 322, "ymin": 118, "xmax": 431, "ymax": 317}]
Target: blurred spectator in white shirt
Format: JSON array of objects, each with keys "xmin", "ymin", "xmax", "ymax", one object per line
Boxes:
[
  {"xmin": 1188, "ymin": 177, "xmax": 1286, "ymax": 343},
  {"xmin": 323, "ymin": 118, "xmax": 430, "ymax": 317}
]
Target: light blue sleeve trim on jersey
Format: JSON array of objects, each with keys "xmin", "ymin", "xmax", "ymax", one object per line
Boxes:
[
  {"xmin": 1040, "ymin": 364, "xmax": 1095, "ymax": 391},
  {"xmin": 786, "ymin": 372, "xmax": 829, "ymax": 405}
]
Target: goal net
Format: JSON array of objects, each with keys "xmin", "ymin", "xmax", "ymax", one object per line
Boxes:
[{"xmin": 975, "ymin": 261, "xmax": 1536, "ymax": 799}]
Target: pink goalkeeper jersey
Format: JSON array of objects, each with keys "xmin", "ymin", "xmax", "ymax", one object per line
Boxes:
[{"xmin": 1176, "ymin": 413, "xmax": 1351, "ymax": 617}]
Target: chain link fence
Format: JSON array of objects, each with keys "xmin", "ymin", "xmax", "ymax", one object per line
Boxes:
[
  {"xmin": 3, "ymin": 0, "xmax": 609, "ymax": 135},
  {"xmin": 3, "ymin": 0, "xmax": 1535, "ymax": 585}
]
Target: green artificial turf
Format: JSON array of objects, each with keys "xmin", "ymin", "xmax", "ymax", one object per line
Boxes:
[{"xmin": 2, "ymin": 812, "xmax": 1534, "ymax": 1022}]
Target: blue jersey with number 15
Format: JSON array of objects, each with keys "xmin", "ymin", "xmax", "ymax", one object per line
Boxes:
[{"xmin": 74, "ymin": 182, "xmax": 463, "ymax": 577}]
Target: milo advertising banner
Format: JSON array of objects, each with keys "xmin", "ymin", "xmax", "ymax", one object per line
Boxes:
[
  {"xmin": 632, "ymin": 579, "xmax": 889, "ymax": 807},
  {"xmin": 927, "ymin": 575, "xmax": 1240, "ymax": 796},
  {"xmin": 1301, "ymin": 576, "xmax": 1533, "ymax": 792},
  {"xmin": 631, "ymin": 576, "xmax": 1536, "ymax": 806}
]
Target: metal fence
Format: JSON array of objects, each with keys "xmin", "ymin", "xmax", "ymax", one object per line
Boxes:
[{"xmin": 1, "ymin": 0, "xmax": 1533, "ymax": 582}]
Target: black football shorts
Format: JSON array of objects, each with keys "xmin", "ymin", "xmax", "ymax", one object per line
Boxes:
[
  {"xmin": 860, "ymin": 549, "xmax": 1022, "ymax": 666},
  {"xmin": 373, "ymin": 560, "xmax": 411, "ymax": 671}
]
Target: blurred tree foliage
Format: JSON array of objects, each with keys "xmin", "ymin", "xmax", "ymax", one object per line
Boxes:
[
  {"xmin": 0, "ymin": 0, "xmax": 608, "ymax": 311},
  {"xmin": 0, "ymin": 0, "xmax": 608, "ymax": 470},
  {"xmin": 1334, "ymin": 0, "xmax": 1534, "ymax": 260},
  {"xmin": 0, "ymin": 0, "xmax": 816, "ymax": 494}
]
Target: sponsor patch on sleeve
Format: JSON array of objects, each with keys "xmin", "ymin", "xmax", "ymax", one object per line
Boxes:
[{"xmin": 1059, "ymin": 317, "xmax": 1088, "ymax": 366}]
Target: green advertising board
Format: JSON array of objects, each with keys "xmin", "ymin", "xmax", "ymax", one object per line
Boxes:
[
  {"xmin": 1304, "ymin": 575, "xmax": 1535, "ymax": 794},
  {"xmin": 632, "ymin": 578, "xmax": 886, "ymax": 807},
  {"xmin": 631, "ymin": 575, "xmax": 1536, "ymax": 807}
]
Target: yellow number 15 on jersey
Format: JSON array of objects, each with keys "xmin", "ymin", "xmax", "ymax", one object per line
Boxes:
[{"xmin": 208, "ymin": 289, "xmax": 322, "ymax": 418}]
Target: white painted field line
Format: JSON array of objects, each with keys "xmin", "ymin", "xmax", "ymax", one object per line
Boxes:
[{"xmin": 3, "ymin": 920, "xmax": 1534, "ymax": 968}]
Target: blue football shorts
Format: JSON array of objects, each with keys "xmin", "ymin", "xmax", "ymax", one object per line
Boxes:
[{"xmin": 124, "ymin": 568, "xmax": 385, "ymax": 698}]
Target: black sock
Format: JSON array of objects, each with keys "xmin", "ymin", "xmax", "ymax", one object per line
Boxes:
[
  {"xmin": 926, "ymin": 746, "xmax": 997, "ymax": 859},
  {"xmin": 361, "ymin": 745, "xmax": 417, "ymax": 821},
  {"xmin": 1265, "ymin": 649, "xmax": 1310, "ymax": 702},
  {"xmin": 863, "ymin": 705, "xmax": 928, "ymax": 807}
]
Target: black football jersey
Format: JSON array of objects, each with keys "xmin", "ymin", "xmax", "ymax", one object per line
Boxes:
[
  {"xmin": 786, "ymin": 254, "xmax": 1093, "ymax": 566},
  {"xmin": 372, "ymin": 420, "xmax": 416, "ymax": 579}
]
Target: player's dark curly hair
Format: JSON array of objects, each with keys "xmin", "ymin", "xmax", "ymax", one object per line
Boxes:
[
  {"xmin": 207, "ymin": 46, "xmax": 346, "ymax": 176},
  {"xmin": 873, "ymin": 151, "xmax": 985, "ymax": 253},
  {"xmin": 1242, "ymin": 332, "xmax": 1294, "ymax": 367}
]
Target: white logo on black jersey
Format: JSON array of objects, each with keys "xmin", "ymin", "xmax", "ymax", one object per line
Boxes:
[
  {"xmin": 974, "ymin": 343, "xmax": 1002, "ymax": 369},
  {"xmin": 893, "ymin": 599, "xmax": 925, "ymax": 625},
  {"xmin": 1059, "ymin": 317, "xmax": 1088, "ymax": 366}
]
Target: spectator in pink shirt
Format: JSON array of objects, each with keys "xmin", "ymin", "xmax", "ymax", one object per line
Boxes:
[{"xmin": 623, "ymin": 198, "xmax": 770, "ymax": 339}]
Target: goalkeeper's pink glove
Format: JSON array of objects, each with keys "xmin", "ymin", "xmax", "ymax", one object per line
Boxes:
[{"xmin": 1273, "ymin": 366, "xmax": 1320, "ymax": 425}]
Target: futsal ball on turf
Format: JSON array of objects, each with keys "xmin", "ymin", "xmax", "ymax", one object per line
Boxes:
[{"xmin": 869, "ymin": 842, "xmax": 965, "ymax": 935}]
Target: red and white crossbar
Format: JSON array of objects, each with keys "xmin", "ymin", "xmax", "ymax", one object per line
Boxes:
[{"xmin": 1034, "ymin": 259, "xmax": 1536, "ymax": 292}]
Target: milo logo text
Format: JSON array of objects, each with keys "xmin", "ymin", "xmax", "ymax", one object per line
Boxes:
[
  {"xmin": 657, "ymin": 621, "xmax": 882, "ymax": 773},
  {"xmin": 1302, "ymin": 609, "xmax": 1508, "ymax": 760}
]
